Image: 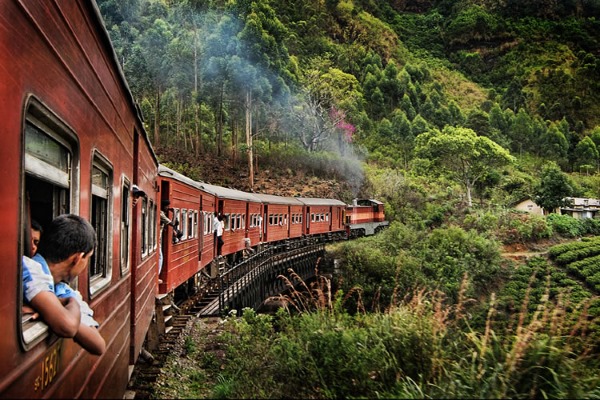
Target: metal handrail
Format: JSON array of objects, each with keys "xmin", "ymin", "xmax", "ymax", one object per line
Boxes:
[{"xmin": 218, "ymin": 241, "xmax": 325, "ymax": 315}]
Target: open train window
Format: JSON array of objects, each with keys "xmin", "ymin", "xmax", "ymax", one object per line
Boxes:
[
  {"xmin": 121, "ymin": 182, "xmax": 131, "ymax": 276},
  {"xmin": 149, "ymin": 200, "xmax": 157, "ymax": 251},
  {"xmin": 188, "ymin": 211, "xmax": 194, "ymax": 238},
  {"xmin": 141, "ymin": 197, "xmax": 148, "ymax": 256},
  {"xmin": 181, "ymin": 209, "xmax": 188, "ymax": 239},
  {"xmin": 89, "ymin": 154, "xmax": 113, "ymax": 296},
  {"xmin": 21, "ymin": 102, "xmax": 79, "ymax": 349}
]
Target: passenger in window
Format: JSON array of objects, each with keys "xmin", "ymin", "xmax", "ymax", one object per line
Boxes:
[
  {"xmin": 22, "ymin": 219, "xmax": 44, "ymax": 319},
  {"xmin": 31, "ymin": 219, "xmax": 43, "ymax": 256},
  {"xmin": 22, "ymin": 214, "xmax": 106, "ymax": 355},
  {"xmin": 131, "ymin": 184, "xmax": 146, "ymax": 207}
]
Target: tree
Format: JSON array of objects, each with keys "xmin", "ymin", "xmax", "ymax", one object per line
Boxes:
[
  {"xmin": 533, "ymin": 162, "xmax": 574, "ymax": 213},
  {"xmin": 573, "ymin": 136, "xmax": 599, "ymax": 173},
  {"xmin": 540, "ymin": 124, "xmax": 569, "ymax": 166},
  {"xmin": 415, "ymin": 126, "xmax": 514, "ymax": 207}
]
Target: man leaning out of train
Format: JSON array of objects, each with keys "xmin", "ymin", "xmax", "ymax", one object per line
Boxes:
[{"xmin": 22, "ymin": 214, "xmax": 106, "ymax": 355}]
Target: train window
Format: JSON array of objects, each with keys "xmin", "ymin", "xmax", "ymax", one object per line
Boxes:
[
  {"xmin": 242, "ymin": 215, "xmax": 245, "ymax": 230},
  {"xmin": 326, "ymin": 213, "xmax": 329, "ymax": 222},
  {"xmin": 22, "ymin": 103, "xmax": 78, "ymax": 349},
  {"xmin": 89, "ymin": 155, "xmax": 113, "ymax": 296},
  {"xmin": 181, "ymin": 209, "xmax": 188, "ymax": 240},
  {"xmin": 141, "ymin": 197, "xmax": 148, "ymax": 256},
  {"xmin": 149, "ymin": 200, "xmax": 157, "ymax": 251},
  {"xmin": 120, "ymin": 183, "xmax": 130, "ymax": 276},
  {"xmin": 224, "ymin": 214, "xmax": 231, "ymax": 230},
  {"xmin": 203, "ymin": 212, "xmax": 210, "ymax": 235},
  {"xmin": 188, "ymin": 211, "xmax": 194, "ymax": 238},
  {"xmin": 173, "ymin": 208, "xmax": 180, "ymax": 243}
]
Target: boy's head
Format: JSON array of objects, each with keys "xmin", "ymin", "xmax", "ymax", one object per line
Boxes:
[
  {"xmin": 37, "ymin": 214, "xmax": 97, "ymax": 264},
  {"xmin": 31, "ymin": 219, "xmax": 43, "ymax": 256}
]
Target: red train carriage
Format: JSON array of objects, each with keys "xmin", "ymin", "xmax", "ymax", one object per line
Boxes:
[
  {"xmin": 346, "ymin": 199, "xmax": 390, "ymax": 238},
  {"xmin": 199, "ymin": 183, "xmax": 262, "ymax": 260},
  {"xmin": 297, "ymin": 198, "xmax": 347, "ymax": 239},
  {"xmin": 0, "ymin": 1, "xmax": 158, "ymax": 398},
  {"xmin": 130, "ymin": 123, "xmax": 160, "ymax": 370},
  {"xmin": 253, "ymin": 194, "xmax": 304, "ymax": 243},
  {"xmin": 157, "ymin": 165, "xmax": 203, "ymax": 294}
]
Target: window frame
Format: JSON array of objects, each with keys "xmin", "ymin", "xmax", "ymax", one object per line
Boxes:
[
  {"xmin": 20, "ymin": 99, "xmax": 80, "ymax": 350},
  {"xmin": 89, "ymin": 151, "xmax": 113, "ymax": 297}
]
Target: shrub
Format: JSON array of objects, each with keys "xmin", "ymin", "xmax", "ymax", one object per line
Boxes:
[{"xmin": 547, "ymin": 214, "xmax": 585, "ymax": 237}]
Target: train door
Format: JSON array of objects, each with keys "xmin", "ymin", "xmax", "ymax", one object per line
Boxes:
[
  {"xmin": 263, "ymin": 205, "xmax": 269, "ymax": 242},
  {"xmin": 160, "ymin": 180, "xmax": 170, "ymax": 281},
  {"xmin": 306, "ymin": 206, "xmax": 311, "ymax": 235},
  {"xmin": 287, "ymin": 206, "xmax": 291, "ymax": 238},
  {"xmin": 198, "ymin": 194, "xmax": 203, "ymax": 262}
]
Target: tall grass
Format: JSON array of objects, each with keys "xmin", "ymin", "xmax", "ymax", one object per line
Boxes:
[{"xmin": 212, "ymin": 269, "xmax": 600, "ymax": 399}]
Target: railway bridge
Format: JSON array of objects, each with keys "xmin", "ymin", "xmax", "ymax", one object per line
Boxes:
[
  {"xmin": 150, "ymin": 238, "xmax": 329, "ymax": 343},
  {"xmin": 201, "ymin": 240, "xmax": 326, "ymax": 316}
]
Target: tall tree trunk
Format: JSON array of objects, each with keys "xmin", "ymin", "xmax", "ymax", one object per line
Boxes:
[
  {"xmin": 154, "ymin": 85, "xmax": 161, "ymax": 146},
  {"xmin": 216, "ymin": 84, "xmax": 224, "ymax": 157},
  {"xmin": 246, "ymin": 90, "xmax": 254, "ymax": 190},
  {"xmin": 231, "ymin": 116, "xmax": 238, "ymax": 166},
  {"xmin": 193, "ymin": 25, "xmax": 201, "ymax": 157}
]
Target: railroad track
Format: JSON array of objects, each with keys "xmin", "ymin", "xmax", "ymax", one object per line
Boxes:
[{"xmin": 126, "ymin": 279, "xmax": 222, "ymax": 398}]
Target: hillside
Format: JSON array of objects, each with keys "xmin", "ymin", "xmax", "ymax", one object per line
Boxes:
[
  {"xmin": 156, "ymin": 146, "xmax": 356, "ymax": 200},
  {"xmin": 99, "ymin": 0, "xmax": 600, "ymax": 200}
]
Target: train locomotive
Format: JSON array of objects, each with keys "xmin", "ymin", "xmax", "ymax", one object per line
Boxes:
[{"xmin": 0, "ymin": 1, "xmax": 388, "ymax": 398}]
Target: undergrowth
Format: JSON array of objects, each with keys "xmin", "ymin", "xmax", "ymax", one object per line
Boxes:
[{"xmin": 206, "ymin": 268, "xmax": 600, "ymax": 399}]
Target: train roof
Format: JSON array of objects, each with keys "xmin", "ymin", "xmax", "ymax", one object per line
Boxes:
[
  {"xmin": 296, "ymin": 197, "xmax": 347, "ymax": 206},
  {"xmin": 199, "ymin": 183, "xmax": 262, "ymax": 202},
  {"xmin": 158, "ymin": 165, "xmax": 203, "ymax": 189},
  {"xmin": 252, "ymin": 193, "xmax": 304, "ymax": 206},
  {"xmin": 350, "ymin": 199, "xmax": 384, "ymax": 206}
]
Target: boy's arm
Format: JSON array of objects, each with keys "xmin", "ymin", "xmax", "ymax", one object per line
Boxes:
[
  {"xmin": 29, "ymin": 293, "xmax": 81, "ymax": 337},
  {"xmin": 74, "ymin": 325, "xmax": 106, "ymax": 356}
]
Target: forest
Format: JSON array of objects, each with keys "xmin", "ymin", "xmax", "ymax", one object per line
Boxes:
[{"xmin": 98, "ymin": 0, "xmax": 600, "ymax": 398}]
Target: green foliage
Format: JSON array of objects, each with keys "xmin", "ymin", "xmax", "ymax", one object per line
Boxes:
[
  {"xmin": 208, "ymin": 283, "xmax": 600, "ymax": 399},
  {"xmin": 534, "ymin": 162, "xmax": 574, "ymax": 212},
  {"xmin": 547, "ymin": 214, "xmax": 585, "ymax": 238},
  {"xmin": 464, "ymin": 209, "xmax": 552, "ymax": 244},
  {"xmin": 444, "ymin": 5, "xmax": 502, "ymax": 46},
  {"xmin": 415, "ymin": 126, "xmax": 514, "ymax": 207}
]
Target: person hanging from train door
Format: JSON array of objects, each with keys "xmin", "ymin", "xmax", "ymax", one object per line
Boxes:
[
  {"xmin": 21, "ymin": 214, "xmax": 106, "ymax": 355},
  {"xmin": 214, "ymin": 213, "xmax": 224, "ymax": 257},
  {"xmin": 159, "ymin": 200, "xmax": 175, "ymax": 283}
]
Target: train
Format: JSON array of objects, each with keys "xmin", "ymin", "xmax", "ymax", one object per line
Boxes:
[{"xmin": 0, "ymin": 1, "xmax": 388, "ymax": 398}]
